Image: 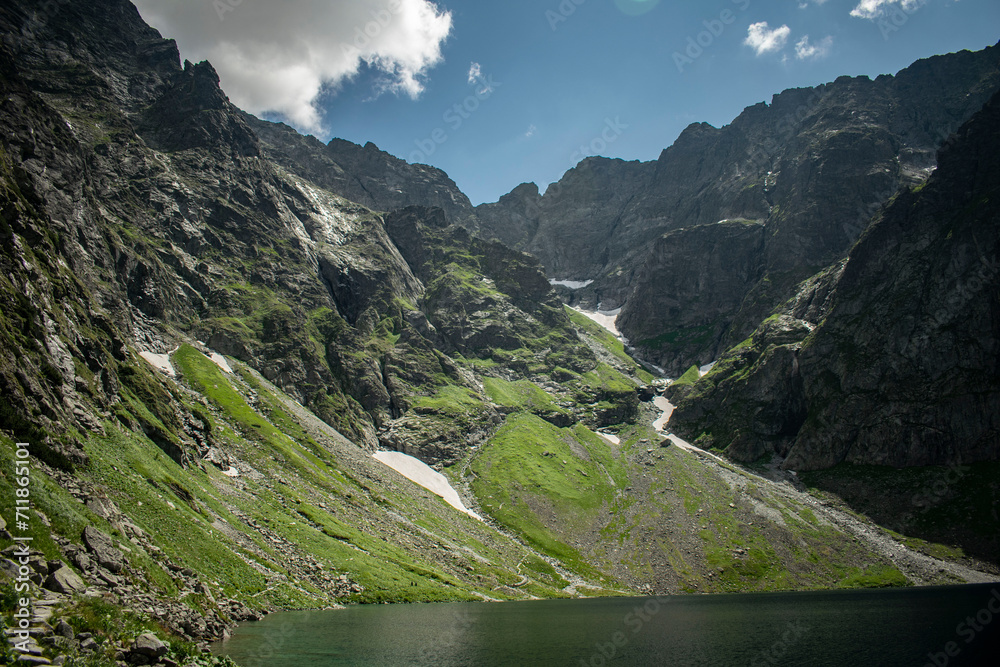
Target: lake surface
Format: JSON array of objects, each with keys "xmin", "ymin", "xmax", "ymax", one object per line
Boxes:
[{"xmin": 216, "ymin": 584, "xmax": 1000, "ymax": 666}]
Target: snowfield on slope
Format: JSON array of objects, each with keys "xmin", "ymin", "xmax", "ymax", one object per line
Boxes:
[{"xmin": 374, "ymin": 451, "xmax": 483, "ymax": 520}]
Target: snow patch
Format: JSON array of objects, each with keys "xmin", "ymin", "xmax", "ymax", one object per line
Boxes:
[
  {"xmin": 573, "ymin": 307, "xmax": 624, "ymax": 340},
  {"xmin": 373, "ymin": 451, "xmax": 482, "ymax": 520},
  {"xmin": 699, "ymin": 362, "xmax": 717, "ymax": 376},
  {"xmin": 597, "ymin": 431, "xmax": 620, "ymax": 445},
  {"xmin": 140, "ymin": 350, "xmax": 176, "ymax": 378},
  {"xmin": 652, "ymin": 396, "xmax": 674, "ymax": 432},
  {"xmin": 209, "ymin": 353, "xmax": 233, "ymax": 374},
  {"xmin": 549, "ymin": 279, "xmax": 595, "ymax": 290}
]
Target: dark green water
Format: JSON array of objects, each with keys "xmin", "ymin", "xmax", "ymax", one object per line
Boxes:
[{"xmin": 216, "ymin": 584, "xmax": 1000, "ymax": 666}]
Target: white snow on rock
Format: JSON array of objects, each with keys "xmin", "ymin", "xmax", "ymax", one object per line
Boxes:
[
  {"xmin": 209, "ymin": 352, "xmax": 233, "ymax": 374},
  {"xmin": 288, "ymin": 175, "xmax": 357, "ymax": 246},
  {"xmin": 699, "ymin": 362, "xmax": 717, "ymax": 376},
  {"xmin": 572, "ymin": 306, "xmax": 624, "ymax": 340},
  {"xmin": 373, "ymin": 451, "xmax": 483, "ymax": 520},
  {"xmin": 140, "ymin": 351, "xmax": 176, "ymax": 378},
  {"xmin": 598, "ymin": 431, "xmax": 621, "ymax": 445},
  {"xmin": 550, "ymin": 279, "xmax": 595, "ymax": 290},
  {"xmin": 652, "ymin": 396, "xmax": 674, "ymax": 432}
]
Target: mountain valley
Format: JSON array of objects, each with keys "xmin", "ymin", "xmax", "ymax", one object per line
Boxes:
[{"xmin": 0, "ymin": 1, "xmax": 998, "ymax": 665}]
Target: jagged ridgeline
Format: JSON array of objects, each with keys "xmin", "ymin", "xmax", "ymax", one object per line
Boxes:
[{"xmin": 474, "ymin": 46, "xmax": 1000, "ymax": 376}]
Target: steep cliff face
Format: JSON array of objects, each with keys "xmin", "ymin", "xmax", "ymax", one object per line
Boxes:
[
  {"xmin": 615, "ymin": 221, "xmax": 767, "ymax": 374},
  {"xmin": 473, "ymin": 181, "xmax": 543, "ymax": 250},
  {"xmin": 245, "ymin": 114, "xmax": 480, "ymax": 228},
  {"xmin": 480, "ymin": 46, "xmax": 1000, "ymax": 369},
  {"xmin": 478, "ymin": 157, "xmax": 655, "ymax": 285},
  {"xmin": 670, "ymin": 90, "xmax": 1000, "ymax": 471}
]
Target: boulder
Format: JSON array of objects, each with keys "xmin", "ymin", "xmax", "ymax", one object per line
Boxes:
[
  {"xmin": 0, "ymin": 558, "xmax": 19, "ymax": 579},
  {"xmin": 55, "ymin": 620, "xmax": 75, "ymax": 639},
  {"xmin": 131, "ymin": 633, "xmax": 168, "ymax": 659},
  {"xmin": 85, "ymin": 497, "xmax": 119, "ymax": 521},
  {"xmin": 82, "ymin": 526, "xmax": 125, "ymax": 573},
  {"xmin": 14, "ymin": 656, "xmax": 52, "ymax": 665},
  {"xmin": 43, "ymin": 566, "xmax": 87, "ymax": 595}
]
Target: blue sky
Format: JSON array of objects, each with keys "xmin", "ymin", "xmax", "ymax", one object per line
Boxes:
[{"xmin": 136, "ymin": 0, "xmax": 1000, "ymax": 205}]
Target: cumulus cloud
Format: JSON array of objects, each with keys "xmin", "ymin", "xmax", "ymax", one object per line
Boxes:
[
  {"xmin": 132, "ymin": 0, "xmax": 453, "ymax": 133},
  {"xmin": 744, "ymin": 22, "xmax": 792, "ymax": 56},
  {"xmin": 795, "ymin": 35, "xmax": 834, "ymax": 59},
  {"xmin": 850, "ymin": 0, "xmax": 924, "ymax": 19}
]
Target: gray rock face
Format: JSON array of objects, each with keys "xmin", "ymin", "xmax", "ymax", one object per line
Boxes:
[
  {"xmin": 616, "ymin": 221, "xmax": 766, "ymax": 375},
  {"xmin": 82, "ymin": 526, "xmax": 124, "ymax": 574},
  {"xmin": 244, "ymin": 114, "xmax": 479, "ymax": 227},
  {"xmin": 478, "ymin": 158, "xmax": 654, "ymax": 285},
  {"xmin": 477, "ymin": 46, "xmax": 1000, "ymax": 369},
  {"xmin": 670, "ymin": 91, "xmax": 1000, "ymax": 470}
]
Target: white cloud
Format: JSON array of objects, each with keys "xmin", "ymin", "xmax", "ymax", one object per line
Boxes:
[
  {"xmin": 467, "ymin": 61, "xmax": 494, "ymax": 95},
  {"xmin": 850, "ymin": 0, "xmax": 924, "ymax": 19},
  {"xmin": 795, "ymin": 35, "xmax": 834, "ymax": 59},
  {"xmin": 798, "ymin": 0, "xmax": 829, "ymax": 7},
  {"xmin": 744, "ymin": 22, "xmax": 792, "ymax": 56},
  {"xmin": 525, "ymin": 124, "xmax": 537, "ymax": 139},
  {"xmin": 467, "ymin": 62, "xmax": 482, "ymax": 84},
  {"xmin": 133, "ymin": 0, "xmax": 453, "ymax": 133}
]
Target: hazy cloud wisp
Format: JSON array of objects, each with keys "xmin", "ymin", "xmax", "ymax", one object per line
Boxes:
[
  {"xmin": 795, "ymin": 35, "xmax": 833, "ymax": 59},
  {"xmin": 133, "ymin": 0, "xmax": 453, "ymax": 133}
]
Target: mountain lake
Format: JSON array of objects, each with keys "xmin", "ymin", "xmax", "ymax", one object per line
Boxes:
[{"xmin": 215, "ymin": 583, "xmax": 1000, "ymax": 666}]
